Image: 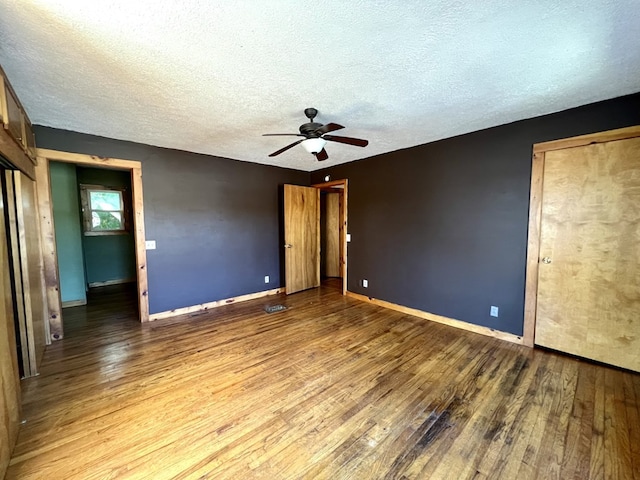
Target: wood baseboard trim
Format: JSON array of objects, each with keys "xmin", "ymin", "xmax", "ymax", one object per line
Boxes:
[
  {"xmin": 61, "ymin": 299, "xmax": 87, "ymax": 308},
  {"xmin": 346, "ymin": 291, "xmax": 524, "ymax": 345},
  {"xmin": 88, "ymin": 278, "xmax": 136, "ymax": 288},
  {"xmin": 148, "ymin": 288, "xmax": 284, "ymax": 322}
]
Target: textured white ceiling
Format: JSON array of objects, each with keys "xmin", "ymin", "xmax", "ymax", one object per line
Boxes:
[{"xmin": 1, "ymin": 1, "xmax": 639, "ymax": 171}]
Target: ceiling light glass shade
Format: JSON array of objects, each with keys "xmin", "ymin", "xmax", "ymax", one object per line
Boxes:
[{"xmin": 301, "ymin": 138, "xmax": 327, "ymax": 154}]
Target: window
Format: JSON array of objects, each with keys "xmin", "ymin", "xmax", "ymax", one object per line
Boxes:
[{"xmin": 80, "ymin": 185, "xmax": 129, "ymax": 235}]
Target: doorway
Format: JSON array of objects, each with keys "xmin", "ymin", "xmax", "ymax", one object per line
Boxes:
[
  {"xmin": 283, "ymin": 179, "xmax": 347, "ymax": 296},
  {"xmin": 35, "ymin": 149, "xmax": 149, "ymax": 341}
]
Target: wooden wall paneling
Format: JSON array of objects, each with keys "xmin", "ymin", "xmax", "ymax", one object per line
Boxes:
[
  {"xmin": 0, "ymin": 177, "xmax": 21, "ymax": 480},
  {"xmin": 4, "ymin": 171, "xmax": 31, "ymax": 374},
  {"xmin": 4, "ymin": 85, "xmax": 22, "ymax": 144},
  {"xmin": 324, "ymin": 192, "xmax": 340, "ymax": 277},
  {"xmin": 0, "ymin": 129, "xmax": 35, "ymax": 180},
  {"xmin": 522, "ymin": 152, "xmax": 545, "ymax": 347},
  {"xmin": 21, "ymin": 112, "xmax": 37, "ymax": 162},
  {"xmin": 34, "ymin": 157, "xmax": 63, "ymax": 340},
  {"xmin": 13, "ymin": 171, "xmax": 48, "ymax": 374},
  {"xmin": 36, "ymin": 149, "xmax": 149, "ymax": 327}
]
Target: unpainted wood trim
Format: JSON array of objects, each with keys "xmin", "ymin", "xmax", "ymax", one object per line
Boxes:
[
  {"xmin": 347, "ymin": 291, "xmax": 525, "ymax": 345},
  {"xmin": 0, "ymin": 74, "xmax": 7, "ymax": 124},
  {"xmin": 0, "ymin": 167, "xmax": 21, "ymax": 479},
  {"xmin": 61, "ymin": 299, "xmax": 87, "ymax": 308},
  {"xmin": 35, "ymin": 157, "xmax": 63, "ymax": 341},
  {"xmin": 37, "ymin": 150, "xmax": 150, "ymax": 333},
  {"xmin": 315, "ymin": 187, "xmax": 320, "ymax": 287},
  {"xmin": 12, "ymin": 172, "xmax": 40, "ymax": 376},
  {"xmin": 311, "ymin": 179, "xmax": 346, "ymax": 190},
  {"xmin": 313, "ymin": 178, "xmax": 349, "ymax": 295},
  {"xmin": 149, "ymin": 288, "xmax": 284, "ymax": 321},
  {"xmin": 0, "ymin": 128, "xmax": 35, "ymax": 180},
  {"xmin": 4, "ymin": 171, "xmax": 31, "ymax": 374},
  {"xmin": 88, "ymin": 278, "xmax": 136, "ymax": 288},
  {"xmin": 523, "ymin": 152, "xmax": 545, "ymax": 347},
  {"xmin": 532, "ymin": 125, "xmax": 640, "ymax": 154},
  {"xmin": 131, "ymin": 167, "xmax": 149, "ymax": 322},
  {"xmin": 342, "ymin": 180, "xmax": 348, "ymax": 295},
  {"xmin": 35, "ymin": 148, "xmax": 142, "ymax": 170}
]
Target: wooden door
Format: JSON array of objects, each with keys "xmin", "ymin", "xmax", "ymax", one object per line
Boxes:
[
  {"xmin": 534, "ymin": 136, "xmax": 640, "ymax": 371},
  {"xmin": 284, "ymin": 184, "xmax": 320, "ymax": 294}
]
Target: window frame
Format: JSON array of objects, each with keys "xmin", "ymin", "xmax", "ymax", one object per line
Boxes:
[{"xmin": 80, "ymin": 184, "xmax": 130, "ymax": 236}]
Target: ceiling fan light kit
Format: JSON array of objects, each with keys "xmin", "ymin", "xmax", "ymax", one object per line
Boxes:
[
  {"xmin": 263, "ymin": 107, "xmax": 369, "ymax": 161},
  {"xmin": 301, "ymin": 138, "xmax": 327, "ymax": 154}
]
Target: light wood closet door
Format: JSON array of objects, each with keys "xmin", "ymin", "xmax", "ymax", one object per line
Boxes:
[{"xmin": 535, "ymin": 136, "xmax": 640, "ymax": 371}]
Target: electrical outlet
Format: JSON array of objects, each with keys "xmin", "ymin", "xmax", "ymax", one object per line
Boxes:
[
  {"xmin": 362, "ymin": 279, "xmax": 368, "ymax": 288},
  {"xmin": 264, "ymin": 275, "xmax": 270, "ymax": 284},
  {"xmin": 145, "ymin": 240, "xmax": 156, "ymax": 250},
  {"xmin": 490, "ymin": 306, "xmax": 499, "ymax": 317}
]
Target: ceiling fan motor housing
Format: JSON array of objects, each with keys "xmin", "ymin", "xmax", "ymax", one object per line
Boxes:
[{"xmin": 299, "ymin": 122, "xmax": 324, "ymax": 137}]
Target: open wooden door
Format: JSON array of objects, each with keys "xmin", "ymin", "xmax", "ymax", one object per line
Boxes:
[
  {"xmin": 527, "ymin": 128, "xmax": 640, "ymax": 372},
  {"xmin": 284, "ymin": 184, "xmax": 320, "ymax": 294}
]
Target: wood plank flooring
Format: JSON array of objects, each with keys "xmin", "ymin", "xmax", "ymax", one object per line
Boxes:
[{"xmin": 6, "ymin": 282, "xmax": 640, "ymax": 479}]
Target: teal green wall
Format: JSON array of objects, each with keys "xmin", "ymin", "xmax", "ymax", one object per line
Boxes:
[
  {"xmin": 76, "ymin": 167, "xmax": 136, "ymax": 285},
  {"xmin": 50, "ymin": 162, "xmax": 86, "ymax": 304}
]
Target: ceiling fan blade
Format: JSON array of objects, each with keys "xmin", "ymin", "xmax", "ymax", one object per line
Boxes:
[
  {"xmin": 323, "ymin": 134, "xmax": 369, "ymax": 147},
  {"xmin": 314, "ymin": 123, "xmax": 344, "ymax": 135},
  {"xmin": 268, "ymin": 139, "xmax": 304, "ymax": 157},
  {"xmin": 315, "ymin": 149, "xmax": 329, "ymax": 161},
  {"xmin": 263, "ymin": 133, "xmax": 305, "ymax": 137}
]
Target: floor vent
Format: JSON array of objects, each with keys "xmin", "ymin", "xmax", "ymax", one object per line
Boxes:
[{"xmin": 264, "ymin": 305, "xmax": 287, "ymax": 314}]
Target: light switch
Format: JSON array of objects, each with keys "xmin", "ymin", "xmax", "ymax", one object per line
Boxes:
[
  {"xmin": 346, "ymin": 234, "xmax": 351, "ymax": 242},
  {"xmin": 145, "ymin": 240, "xmax": 156, "ymax": 250}
]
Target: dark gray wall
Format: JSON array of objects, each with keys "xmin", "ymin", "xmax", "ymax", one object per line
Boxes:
[
  {"xmin": 76, "ymin": 166, "xmax": 136, "ymax": 286},
  {"xmin": 34, "ymin": 127, "xmax": 309, "ymax": 314},
  {"xmin": 311, "ymin": 93, "xmax": 640, "ymax": 336}
]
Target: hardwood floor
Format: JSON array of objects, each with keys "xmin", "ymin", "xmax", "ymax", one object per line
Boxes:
[{"xmin": 6, "ymin": 282, "xmax": 640, "ymax": 479}]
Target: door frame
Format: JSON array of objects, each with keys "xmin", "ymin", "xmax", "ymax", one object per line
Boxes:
[
  {"xmin": 35, "ymin": 149, "xmax": 149, "ymax": 341},
  {"xmin": 312, "ymin": 179, "xmax": 348, "ymax": 295},
  {"xmin": 523, "ymin": 125, "xmax": 640, "ymax": 348}
]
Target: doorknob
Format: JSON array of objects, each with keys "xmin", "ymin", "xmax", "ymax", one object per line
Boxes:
[
  {"xmin": 284, "ymin": 244, "xmax": 293, "ymax": 249},
  {"xmin": 541, "ymin": 257, "xmax": 552, "ymax": 264}
]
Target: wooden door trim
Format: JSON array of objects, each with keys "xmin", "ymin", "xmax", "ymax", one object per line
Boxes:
[
  {"xmin": 312, "ymin": 179, "xmax": 348, "ymax": 295},
  {"xmin": 532, "ymin": 125, "xmax": 640, "ymax": 154},
  {"xmin": 3, "ymin": 172, "xmax": 31, "ymax": 373},
  {"xmin": 523, "ymin": 126, "xmax": 640, "ymax": 348},
  {"xmin": 35, "ymin": 149, "xmax": 149, "ymax": 341}
]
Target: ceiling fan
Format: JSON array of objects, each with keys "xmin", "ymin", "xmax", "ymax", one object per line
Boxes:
[{"xmin": 263, "ymin": 108, "xmax": 369, "ymax": 161}]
